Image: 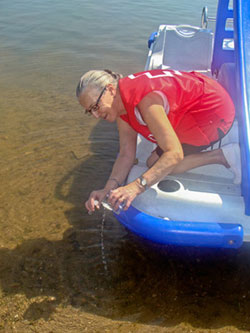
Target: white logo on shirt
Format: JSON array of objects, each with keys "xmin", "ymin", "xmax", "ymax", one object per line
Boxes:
[{"xmin": 128, "ymin": 70, "xmax": 182, "ymax": 80}]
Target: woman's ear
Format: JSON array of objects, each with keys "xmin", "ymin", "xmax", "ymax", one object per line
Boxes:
[{"xmin": 106, "ymin": 84, "xmax": 116, "ymax": 96}]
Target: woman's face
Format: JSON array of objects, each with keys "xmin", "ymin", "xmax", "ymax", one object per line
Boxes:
[{"xmin": 79, "ymin": 85, "xmax": 118, "ymax": 122}]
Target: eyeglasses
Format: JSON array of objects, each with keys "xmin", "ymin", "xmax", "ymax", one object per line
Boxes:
[{"xmin": 85, "ymin": 86, "xmax": 107, "ymax": 115}]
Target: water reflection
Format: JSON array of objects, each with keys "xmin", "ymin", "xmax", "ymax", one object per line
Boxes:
[
  {"xmin": 1, "ymin": 221, "xmax": 250, "ymax": 330},
  {"xmin": 1, "ymin": 108, "xmax": 250, "ymax": 331}
]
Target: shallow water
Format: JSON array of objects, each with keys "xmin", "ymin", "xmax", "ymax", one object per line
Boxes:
[{"xmin": 1, "ymin": 0, "xmax": 250, "ymax": 332}]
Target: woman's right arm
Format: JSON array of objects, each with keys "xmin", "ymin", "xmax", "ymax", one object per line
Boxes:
[{"xmin": 85, "ymin": 118, "xmax": 137, "ymax": 212}]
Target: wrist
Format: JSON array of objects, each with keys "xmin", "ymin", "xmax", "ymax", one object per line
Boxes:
[
  {"xmin": 108, "ymin": 178, "xmax": 120, "ymax": 187},
  {"xmin": 134, "ymin": 178, "xmax": 146, "ymax": 193},
  {"xmin": 137, "ymin": 175, "xmax": 149, "ymax": 192},
  {"xmin": 105, "ymin": 178, "xmax": 120, "ymax": 191}
]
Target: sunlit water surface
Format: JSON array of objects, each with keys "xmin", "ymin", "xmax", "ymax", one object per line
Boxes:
[{"xmin": 2, "ymin": 1, "xmax": 250, "ymax": 332}]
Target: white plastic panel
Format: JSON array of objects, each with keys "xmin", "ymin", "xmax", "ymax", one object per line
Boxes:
[{"xmin": 146, "ymin": 24, "xmax": 214, "ymax": 72}]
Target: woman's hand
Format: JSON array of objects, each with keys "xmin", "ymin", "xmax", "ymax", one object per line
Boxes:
[
  {"xmin": 85, "ymin": 188, "xmax": 109, "ymax": 213},
  {"xmin": 108, "ymin": 181, "xmax": 143, "ymax": 211}
]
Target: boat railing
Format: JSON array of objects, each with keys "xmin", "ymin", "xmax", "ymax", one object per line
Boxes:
[
  {"xmin": 201, "ymin": 6, "xmax": 233, "ymax": 29},
  {"xmin": 201, "ymin": 6, "xmax": 216, "ymax": 29}
]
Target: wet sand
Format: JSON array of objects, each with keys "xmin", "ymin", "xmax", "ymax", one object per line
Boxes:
[{"xmin": 1, "ymin": 85, "xmax": 250, "ymax": 333}]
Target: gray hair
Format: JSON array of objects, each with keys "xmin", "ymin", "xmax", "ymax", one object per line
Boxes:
[{"xmin": 76, "ymin": 69, "xmax": 122, "ymax": 98}]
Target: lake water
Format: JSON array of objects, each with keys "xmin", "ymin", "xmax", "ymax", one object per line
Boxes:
[{"xmin": 2, "ymin": 0, "xmax": 250, "ymax": 332}]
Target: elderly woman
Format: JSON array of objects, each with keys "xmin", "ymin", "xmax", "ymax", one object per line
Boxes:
[{"xmin": 76, "ymin": 69, "xmax": 240, "ymax": 213}]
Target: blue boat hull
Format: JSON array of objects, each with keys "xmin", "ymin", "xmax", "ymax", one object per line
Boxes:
[{"xmin": 115, "ymin": 206, "xmax": 243, "ymax": 249}]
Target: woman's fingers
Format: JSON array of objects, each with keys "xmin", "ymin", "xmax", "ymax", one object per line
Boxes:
[
  {"xmin": 123, "ymin": 197, "xmax": 133, "ymax": 210},
  {"xmin": 114, "ymin": 195, "xmax": 126, "ymax": 211},
  {"xmin": 85, "ymin": 185, "xmax": 138, "ymax": 214},
  {"xmin": 85, "ymin": 191, "xmax": 102, "ymax": 213},
  {"xmin": 108, "ymin": 189, "xmax": 123, "ymax": 209},
  {"xmin": 90, "ymin": 196, "xmax": 100, "ymax": 210},
  {"xmin": 108, "ymin": 186, "xmax": 136, "ymax": 211}
]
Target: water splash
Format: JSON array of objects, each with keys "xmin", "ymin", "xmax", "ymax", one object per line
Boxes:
[
  {"xmin": 90, "ymin": 198, "xmax": 124, "ymax": 273},
  {"xmin": 100, "ymin": 209, "xmax": 108, "ymax": 273}
]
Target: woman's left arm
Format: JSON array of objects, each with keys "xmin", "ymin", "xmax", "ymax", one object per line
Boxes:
[
  {"xmin": 136, "ymin": 92, "xmax": 184, "ymax": 185},
  {"xmin": 108, "ymin": 92, "xmax": 184, "ymax": 210}
]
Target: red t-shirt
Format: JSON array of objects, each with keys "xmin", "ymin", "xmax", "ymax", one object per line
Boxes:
[{"xmin": 119, "ymin": 69, "xmax": 235, "ymax": 146}]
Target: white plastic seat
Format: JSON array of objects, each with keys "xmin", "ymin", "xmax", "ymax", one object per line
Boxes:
[{"xmin": 146, "ymin": 25, "xmax": 214, "ymax": 73}]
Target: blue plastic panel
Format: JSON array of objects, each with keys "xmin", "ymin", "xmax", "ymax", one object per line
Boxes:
[
  {"xmin": 234, "ymin": 0, "xmax": 250, "ymax": 215},
  {"xmin": 115, "ymin": 206, "xmax": 243, "ymax": 249},
  {"xmin": 211, "ymin": 0, "xmax": 234, "ymax": 74}
]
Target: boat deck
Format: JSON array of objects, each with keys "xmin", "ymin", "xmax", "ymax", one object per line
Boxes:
[
  {"xmin": 117, "ymin": 14, "xmax": 250, "ymax": 248},
  {"xmin": 127, "ymin": 21, "xmax": 250, "ymax": 240},
  {"xmin": 128, "ymin": 159, "xmax": 250, "ymax": 241}
]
